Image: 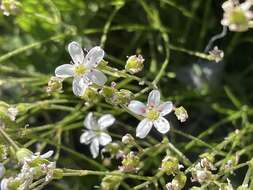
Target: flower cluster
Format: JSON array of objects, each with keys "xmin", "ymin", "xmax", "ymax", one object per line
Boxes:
[
  {"xmin": 1, "ymin": 149, "xmax": 58, "ymax": 190},
  {"xmin": 221, "ymin": 0, "xmax": 253, "ymax": 32}
]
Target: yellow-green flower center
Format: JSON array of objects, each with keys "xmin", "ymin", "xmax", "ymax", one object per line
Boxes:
[
  {"xmin": 146, "ymin": 108, "xmax": 160, "ymax": 121},
  {"xmin": 230, "ymin": 8, "xmax": 248, "ymax": 26},
  {"xmin": 74, "ymin": 64, "xmax": 87, "ymax": 76}
]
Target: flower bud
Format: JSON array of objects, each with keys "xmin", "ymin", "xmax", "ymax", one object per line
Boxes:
[
  {"xmin": 0, "ymin": 0, "xmax": 20, "ymax": 16},
  {"xmin": 46, "ymin": 76, "xmax": 63, "ymax": 95},
  {"xmin": 52, "ymin": 168, "xmax": 64, "ymax": 179},
  {"xmin": 101, "ymin": 171, "xmax": 123, "ymax": 190},
  {"xmin": 7, "ymin": 106, "xmax": 18, "ymax": 121},
  {"xmin": 161, "ymin": 156, "xmax": 181, "ymax": 175},
  {"xmin": 80, "ymin": 87, "xmax": 99, "ymax": 103},
  {"xmin": 122, "ymin": 134, "xmax": 135, "ymax": 145},
  {"xmin": 16, "ymin": 148, "xmax": 33, "ymax": 163},
  {"xmin": 112, "ymin": 89, "xmax": 133, "ymax": 105},
  {"xmin": 174, "ymin": 106, "xmax": 188, "ymax": 122},
  {"xmin": 166, "ymin": 172, "xmax": 186, "ymax": 190},
  {"xmin": 125, "ymin": 55, "xmax": 144, "ymax": 74},
  {"xmin": 119, "ymin": 152, "xmax": 140, "ymax": 172},
  {"xmin": 208, "ymin": 46, "xmax": 224, "ymax": 63},
  {"xmin": 199, "ymin": 153, "xmax": 216, "ymax": 171},
  {"xmin": 0, "ymin": 145, "xmax": 8, "ymax": 162}
]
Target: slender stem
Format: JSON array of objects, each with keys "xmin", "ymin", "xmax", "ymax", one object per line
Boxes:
[{"xmin": 0, "ymin": 125, "xmax": 19, "ymax": 151}]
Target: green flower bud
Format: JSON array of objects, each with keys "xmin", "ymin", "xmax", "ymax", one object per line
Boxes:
[
  {"xmin": 0, "ymin": 145, "xmax": 8, "ymax": 162},
  {"xmin": 119, "ymin": 152, "xmax": 140, "ymax": 172},
  {"xmin": 112, "ymin": 89, "xmax": 133, "ymax": 105},
  {"xmin": 80, "ymin": 87, "xmax": 100, "ymax": 103},
  {"xmin": 101, "ymin": 171, "xmax": 123, "ymax": 190},
  {"xmin": 125, "ymin": 55, "xmax": 144, "ymax": 74},
  {"xmin": 122, "ymin": 134, "xmax": 135, "ymax": 145},
  {"xmin": 16, "ymin": 148, "xmax": 33, "ymax": 163},
  {"xmin": 100, "ymin": 86, "xmax": 116, "ymax": 98},
  {"xmin": 8, "ymin": 179, "xmax": 21, "ymax": 190},
  {"xmin": 53, "ymin": 168, "xmax": 64, "ymax": 179},
  {"xmin": 172, "ymin": 172, "xmax": 187, "ymax": 190},
  {"xmin": 174, "ymin": 106, "xmax": 188, "ymax": 122},
  {"xmin": 46, "ymin": 76, "xmax": 63, "ymax": 95},
  {"xmin": 161, "ymin": 156, "xmax": 180, "ymax": 175}
]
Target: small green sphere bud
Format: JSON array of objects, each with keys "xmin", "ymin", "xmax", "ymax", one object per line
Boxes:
[
  {"xmin": 172, "ymin": 172, "xmax": 187, "ymax": 190},
  {"xmin": 100, "ymin": 86, "xmax": 116, "ymax": 98},
  {"xmin": 125, "ymin": 55, "xmax": 144, "ymax": 74},
  {"xmin": 16, "ymin": 148, "xmax": 33, "ymax": 163}
]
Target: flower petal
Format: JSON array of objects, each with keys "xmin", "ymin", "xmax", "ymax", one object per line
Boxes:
[
  {"xmin": 86, "ymin": 70, "xmax": 107, "ymax": 86},
  {"xmin": 72, "ymin": 77, "xmax": 89, "ymax": 96},
  {"xmin": 84, "ymin": 112, "xmax": 96, "ymax": 130},
  {"xmin": 147, "ymin": 90, "xmax": 160, "ymax": 107},
  {"xmin": 80, "ymin": 131, "xmax": 95, "ymax": 144},
  {"xmin": 90, "ymin": 138, "xmax": 99, "ymax": 158},
  {"xmin": 55, "ymin": 64, "xmax": 74, "ymax": 78},
  {"xmin": 68, "ymin": 41, "xmax": 84, "ymax": 64},
  {"xmin": 136, "ymin": 118, "xmax": 153, "ymax": 139},
  {"xmin": 128, "ymin": 100, "xmax": 146, "ymax": 116},
  {"xmin": 158, "ymin": 101, "xmax": 173, "ymax": 116},
  {"xmin": 98, "ymin": 114, "xmax": 115, "ymax": 129},
  {"xmin": 40, "ymin": 150, "xmax": 54, "ymax": 159},
  {"xmin": 154, "ymin": 117, "xmax": 170, "ymax": 134},
  {"xmin": 84, "ymin": 46, "xmax": 105, "ymax": 68},
  {"xmin": 99, "ymin": 132, "xmax": 112, "ymax": 146}
]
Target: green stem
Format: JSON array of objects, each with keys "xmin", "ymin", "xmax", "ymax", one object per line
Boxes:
[{"xmin": 0, "ymin": 125, "xmax": 19, "ymax": 151}]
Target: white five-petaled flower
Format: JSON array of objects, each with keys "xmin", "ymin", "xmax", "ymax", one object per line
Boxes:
[
  {"xmin": 128, "ymin": 90, "xmax": 173, "ymax": 138},
  {"xmin": 221, "ymin": 0, "xmax": 253, "ymax": 32},
  {"xmin": 55, "ymin": 41, "xmax": 107, "ymax": 96},
  {"xmin": 80, "ymin": 112, "xmax": 115, "ymax": 158}
]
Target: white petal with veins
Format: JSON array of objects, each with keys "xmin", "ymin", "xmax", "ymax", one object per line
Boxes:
[
  {"xmin": 147, "ymin": 90, "xmax": 160, "ymax": 107},
  {"xmin": 99, "ymin": 133, "xmax": 112, "ymax": 146},
  {"xmin": 55, "ymin": 64, "xmax": 74, "ymax": 78},
  {"xmin": 90, "ymin": 138, "xmax": 99, "ymax": 158},
  {"xmin": 68, "ymin": 41, "xmax": 85, "ymax": 64},
  {"xmin": 98, "ymin": 114, "xmax": 115, "ymax": 129},
  {"xmin": 128, "ymin": 100, "xmax": 146, "ymax": 115},
  {"xmin": 154, "ymin": 117, "xmax": 170, "ymax": 134},
  {"xmin": 84, "ymin": 46, "xmax": 105, "ymax": 68},
  {"xmin": 136, "ymin": 118, "xmax": 153, "ymax": 138},
  {"xmin": 158, "ymin": 101, "xmax": 173, "ymax": 116}
]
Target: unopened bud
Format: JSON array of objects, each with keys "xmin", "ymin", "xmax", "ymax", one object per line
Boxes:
[
  {"xmin": 119, "ymin": 152, "xmax": 140, "ymax": 173},
  {"xmin": 46, "ymin": 76, "xmax": 63, "ymax": 95},
  {"xmin": 122, "ymin": 134, "xmax": 135, "ymax": 144},
  {"xmin": 81, "ymin": 87, "xmax": 99, "ymax": 103},
  {"xmin": 174, "ymin": 106, "xmax": 188, "ymax": 122},
  {"xmin": 16, "ymin": 148, "xmax": 33, "ymax": 163},
  {"xmin": 125, "ymin": 55, "xmax": 144, "ymax": 74},
  {"xmin": 161, "ymin": 156, "xmax": 181, "ymax": 175},
  {"xmin": 101, "ymin": 171, "xmax": 123, "ymax": 190},
  {"xmin": 209, "ymin": 46, "xmax": 224, "ymax": 63}
]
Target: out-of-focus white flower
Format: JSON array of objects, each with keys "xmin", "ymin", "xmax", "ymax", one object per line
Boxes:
[
  {"xmin": 55, "ymin": 42, "xmax": 107, "ymax": 96},
  {"xmin": 7, "ymin": 106, "xmax": 18, "ymax": 121},
  {"xmin": 0, "ymin": 163, "xmax": 5, "ymax": 179},
  {"xmin": 221, "ymin": 0, "xmax": 253, "ymax": 32},
  {"xmin": 0, "ymin": 0, "xmax": 19, "ymax": 16},
  {"xmin": 80, "ymin": 112, "xmax": 115, "ymax": 158},
  {"xmin": 128, "ymin": 90, "xmax": 173, "ymax": 138}
]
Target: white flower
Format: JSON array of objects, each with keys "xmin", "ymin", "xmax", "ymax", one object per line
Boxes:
[
  {"xmin": 221, "ymin": 0, "xmax": 253, "ymax": 32},
  {"xmin": 80, "ymin": 112, "xmax": 115, "ymax": 158},
  {"xmin": 128, "ymin": 90, "xmax": 173, "ymax": 138},
  {"xmin": 55, "ymin": 41, "xmax": 107, "ymax": 96}
]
